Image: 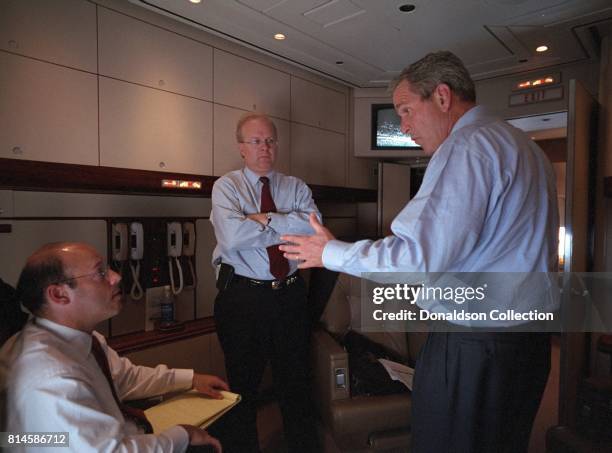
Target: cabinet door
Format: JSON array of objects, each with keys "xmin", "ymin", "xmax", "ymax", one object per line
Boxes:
[
  {"xmin": 0, "ymin": 53, "xmax": 98, "ymax": 165},
  {"xmin": 291, "ymin": 123, "xmax": 345, "ymax": 186},
  {"xmin": 214, "ymin": 50, "xmax": 290, "ymax": 120},
  {"xmin": 213, "ymin": 104, "xmax": 290, "ymax": 176},
  {"xmin": 291, "ymin": 77, "xmax": 346, "ymax": 133},
  {"xmin": 98, "ymin": 8, "xmax": 213, "ymax": 101},
  {"xmin": 0, "ymin": 0, "xmax": 97, "ymax": 72},
  {"xmin": 99, "ymin": 77, "xmax": 213, "ymax": 175},
  {"xmin": 0, "ymin": 219, "xmax": 106, "ymax": 287}
]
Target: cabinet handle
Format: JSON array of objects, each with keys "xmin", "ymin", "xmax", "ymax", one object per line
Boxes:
[
  {"xmin": 8, "ymin": 40, "xmax": 18, "ymax": 49},
  {"xmin": 158, "ymin": 79, "xmax": 165, "ymax": 87},
  {"xmin": 12, "ymin": 146, "xmax": 23, "ymax": 155},
  {"xmin": 159, "ymin": 161, "xmax": 166, "ymax": 169}
]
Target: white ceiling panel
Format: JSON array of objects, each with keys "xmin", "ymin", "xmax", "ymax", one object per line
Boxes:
[{"xmin": 129, "ymin": 0, "xmax": 612, "ymax": 87}]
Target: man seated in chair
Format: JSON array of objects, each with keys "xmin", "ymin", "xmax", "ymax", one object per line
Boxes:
[{"xmin": 0, "ymin": 242, "xmax": 228, "ymax": 452}]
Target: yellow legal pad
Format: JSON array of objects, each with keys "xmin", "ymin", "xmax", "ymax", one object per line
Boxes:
[{"xmin": 145, "ymin": 390, "xmax": 241, "ymax": 433}]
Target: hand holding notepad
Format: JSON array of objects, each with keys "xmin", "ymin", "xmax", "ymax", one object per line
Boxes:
[{"xmin": 145, "ymin": 390, "xmax": 241, "ymax": 433}]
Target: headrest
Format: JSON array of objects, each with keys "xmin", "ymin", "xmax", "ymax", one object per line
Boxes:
[
  {"xmin": 319, "ymin": 273, "xmax": 352, "ymax": 336},
  {"xmin": 0, "ymin": 278, "xmax": 27, "ymax": 345}
]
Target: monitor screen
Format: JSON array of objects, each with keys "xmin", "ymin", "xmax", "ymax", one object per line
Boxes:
[{"xmin": 371, "ymin": 104, "xmax": 420, "ymax": 150}]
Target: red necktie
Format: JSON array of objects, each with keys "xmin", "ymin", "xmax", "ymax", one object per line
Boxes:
[
  {"xmin": 91, "ymin": 336, "xmax": 154, "ymax": 434},
  {"xmin": 260, "ymin": 176, "xmax": 290, "ymax": 280}
]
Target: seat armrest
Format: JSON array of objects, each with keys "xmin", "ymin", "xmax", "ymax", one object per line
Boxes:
[{"xmin": 312, "ymin": 329, "xmax": 350, "ymax": 409}]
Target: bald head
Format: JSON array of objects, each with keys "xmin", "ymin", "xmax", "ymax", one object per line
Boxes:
[{"xmin": 16, "ymin": 242, "xmax": 90, "ymax": 315}]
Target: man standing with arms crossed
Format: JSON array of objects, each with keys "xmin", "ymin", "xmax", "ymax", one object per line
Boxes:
[
  {"xmin": 210, "ymin": 113, "xmax": 320, "ymax": 452},
  {"xmin": 281, "ymin": 51, "xmax": 558, "ymax": 453}
]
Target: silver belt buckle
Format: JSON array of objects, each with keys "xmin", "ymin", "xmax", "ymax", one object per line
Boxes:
[{"xmin": 271, "ymin": 280, "xmax": 281, "ymax": 290}]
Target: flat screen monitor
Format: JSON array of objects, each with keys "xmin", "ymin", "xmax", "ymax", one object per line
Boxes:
[{"xmin": 371, "ymin": 103, "xmax": 420, "ymax": 150}]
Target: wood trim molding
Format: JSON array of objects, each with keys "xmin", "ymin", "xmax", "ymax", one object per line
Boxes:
[
  {"xmin": 0, "ymin": 158, "xmax": 214, "ymax": 197},
  {"xmin": 108, "ymin": 317, "xmax": 216, "ymax": 355},
  {"xmin": 0, "ymin": 158, "xmax": 377, "ymax": 202},
  {"xmin": 605, "ymin": 177, "xmax": 612, "ymax": 198}
]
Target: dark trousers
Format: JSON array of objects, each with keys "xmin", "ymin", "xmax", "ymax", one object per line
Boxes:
[
  {"xmin": 211, "ymin": 275, "xmax": 318, "ymax": 453},
  {"xmin": 411, "ymin": 331, "xmax": 551, "ymax": 453}
]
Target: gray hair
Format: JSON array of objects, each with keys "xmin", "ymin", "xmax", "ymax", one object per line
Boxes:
[
  {"xmin": 236, "ymin": 113, "xmax": 278, "ymax": 143},
  {"xmin": 392, "ymin": 51, "xmax": 476, "ymax": 102}
]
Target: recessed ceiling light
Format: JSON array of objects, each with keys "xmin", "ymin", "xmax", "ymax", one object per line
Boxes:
[
  {"xmin": 536, "ymin": 45, "xmax": 548, "ymax": 52},
  {"xmin": 189, "ymin": 0, "xmax": 201, "ymax": 3},
  {"xmin": 399, "ymin": 4, "xmax": 416, "ymax": 12},
  {"xmin": 274, "ymin": 33, "xmax": 286, "ymax": 40}
]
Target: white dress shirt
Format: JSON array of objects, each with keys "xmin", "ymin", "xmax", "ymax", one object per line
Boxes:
[
  {"xmin": 211, "ymin": 167, "xmax": 321, "ymax": 280},
  {"xmin": 323, "ymin": 106, "xmax": 559, "ymax": 325},
  {"xmin": 0, "ymin": 317, "xmax": 194, "ymax": 452}
]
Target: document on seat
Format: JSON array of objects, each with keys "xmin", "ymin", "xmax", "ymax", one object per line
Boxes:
[
  {"xmin": 145, "ymin": 390, "xmax": 241, "ymax": 433},
  {"xmin": 378, "ymin": 359, "xmax": 415, "ymax": 390}
]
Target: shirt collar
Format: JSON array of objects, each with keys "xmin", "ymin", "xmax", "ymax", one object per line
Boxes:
[
  {"xmin": 34, "ymin": 317, "xmax": 93, "ymax": 358},
  {"xmin": 450, "ymin": 104, "xmax": 489, "ymax": 135},
  {"xmin": 243, "ymin": 167, "xmax": 276, "ymax": 186}
]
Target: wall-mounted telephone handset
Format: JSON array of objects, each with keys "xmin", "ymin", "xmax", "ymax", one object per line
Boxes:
[
  {"xmin": 182, "ymin": 222, "xmax": 196, "ymax": 257},
  {"xmin": 112, "ymin": 223, "xmax": 129, "ymax": 262},
  {"xmin": 129, "ymin": 222, "xmax": 144, "ymax": 300},
  {"xmin": 167, "ymin": 222, "xmax": 183, "ymax": 257},
  {"xmin": 182, "ymin": 222, "xmax": 197, "ymax": 288},
  {"xmin": 167, "ymin": 222, "xmax": 184, "ymax": 295},
  {"xmin": 130, "ymin": 222, "xmax": 144, "ymax": 261}
]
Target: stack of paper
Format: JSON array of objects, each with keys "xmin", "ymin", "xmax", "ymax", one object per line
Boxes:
[
  {"xmin": 145, "ymin": 390, "xmax": 241, "ymax": 433},
  {"xmin": 378, "ymin": 359, "xmax": 415, "ymax": 390}
]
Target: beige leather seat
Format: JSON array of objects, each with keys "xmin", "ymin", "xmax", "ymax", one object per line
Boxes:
[{"xmin": 311, "ymin": 272, "xmax": 427, "ymax": 452}]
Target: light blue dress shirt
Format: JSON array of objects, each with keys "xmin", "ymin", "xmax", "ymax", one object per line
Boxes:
[
  {"xmin": 323, "ymin": 106, "xmax": 560, "ymax": 325},
  {"xmin": 211, "ymin": 167, "xmax": 321, "ymax": 280}
]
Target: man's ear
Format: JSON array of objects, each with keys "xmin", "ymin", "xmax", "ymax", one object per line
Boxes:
[
  {"xmin": 46, "ymin": 284, "xmax": 71, "ymax": 306},
  {"xmin": 433, "ymin": 83, "xmax": 452, "ymax": 113}
]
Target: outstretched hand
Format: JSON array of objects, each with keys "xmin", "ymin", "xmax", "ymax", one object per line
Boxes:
[
  {"xmin": 180, "ymin": 425, "xmax": 222, "ymax": 452},
  {"xmin": 192, "ymin": 374, "xmax": 229, "ymax": 399},
  {"xmin": 280, "ymin": 213, "xmax": 335, "ymax": 269}
]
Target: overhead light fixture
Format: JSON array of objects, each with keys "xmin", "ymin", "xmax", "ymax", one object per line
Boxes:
[
  {"xmin": 189, "ymin": 0, "xmax": 201, "ymax": 3},
  {"xmin": 536, "ymin": 45, "xmax": 548, "ymax": 52},
  {"xmin": 514, "ymin": 74, "xmax": 557, "ymax": 91},
  {"xmin": 274, "ymin": 33, "xmax": 286, "ymax": 40},
  {"xmin": 398, "ymin": 4, "xmax": 416, "ymax": 12}
]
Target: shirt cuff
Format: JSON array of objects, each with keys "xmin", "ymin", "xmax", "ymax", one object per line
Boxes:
[
  {"xmin": 322, "ymin": 240, "xmax": 352, "ymax": 272},
  {"xmin": 161, "ymin": 425, "xmax": 190, "ymax": 453},
  {"xmin": 267, "ymin": 212, "xmax": 287, "ymax": 233},
  {"xmin": 174, "ymin": 369, "xmax": 194, "ymax": 390}
]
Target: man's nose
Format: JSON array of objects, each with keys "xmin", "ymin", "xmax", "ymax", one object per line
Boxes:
[
  {"xmin": 400, "ymin": 118, "xmax": 411, "ymax": 135},
  {"xmin": 108, "ymin": 268, "xmax": 121, "ymax": 285}
]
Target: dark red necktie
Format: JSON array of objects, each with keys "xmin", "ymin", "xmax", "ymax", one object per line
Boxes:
[
  {"xmin": 260, "ymin": 176, "xmax": 289, "ymax": 280},
  {"xmin": 91, "ymin": 336, "xmax": 154, "ymax": 434}
]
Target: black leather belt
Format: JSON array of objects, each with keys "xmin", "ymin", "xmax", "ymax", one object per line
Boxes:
[{"xmin": 232, "ymin": 272, "xmax": 299, "ymax": 290}]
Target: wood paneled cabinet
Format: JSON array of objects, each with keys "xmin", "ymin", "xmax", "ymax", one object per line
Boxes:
[
  {"xmin": 98, "ymin": 8, "xmax": 213, "ymax": 101},
  {"xmin": 99, "ymin": 77, "xmax": 213, "ymax": 175},
  {"xmin": 213, "ymin": 104, "xmax": 291, "ymax": 177},
  {"xmin": 0, "ymin": 53, "xmax": 98, "ymax": 165},
  {"xmin": 0, "ymin": 0, "xmax": 97, "ymax": 72},
  {"xmin": 291, "ymin": 77, "xmax": 347, "ymax": 133},
  {"xmin": 291, "ymin": 123, "xmax": 346, "ymax": 187},
  {"xmin": 213, "ymin": 50, "xmax": 291, "ymax": 120}
]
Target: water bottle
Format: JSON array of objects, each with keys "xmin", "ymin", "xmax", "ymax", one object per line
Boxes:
[{"xmin": 159, "ymin": 285, "xmax": 174, "ymax": 325}]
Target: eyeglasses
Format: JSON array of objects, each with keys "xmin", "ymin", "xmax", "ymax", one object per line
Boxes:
[
  {"xmin": 240, "ymin": 137, "xmax": 278, "ymax": 147},
  {"xmin": 53, "ymin": 265, "xmax": 109, "ymax": 285}
]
